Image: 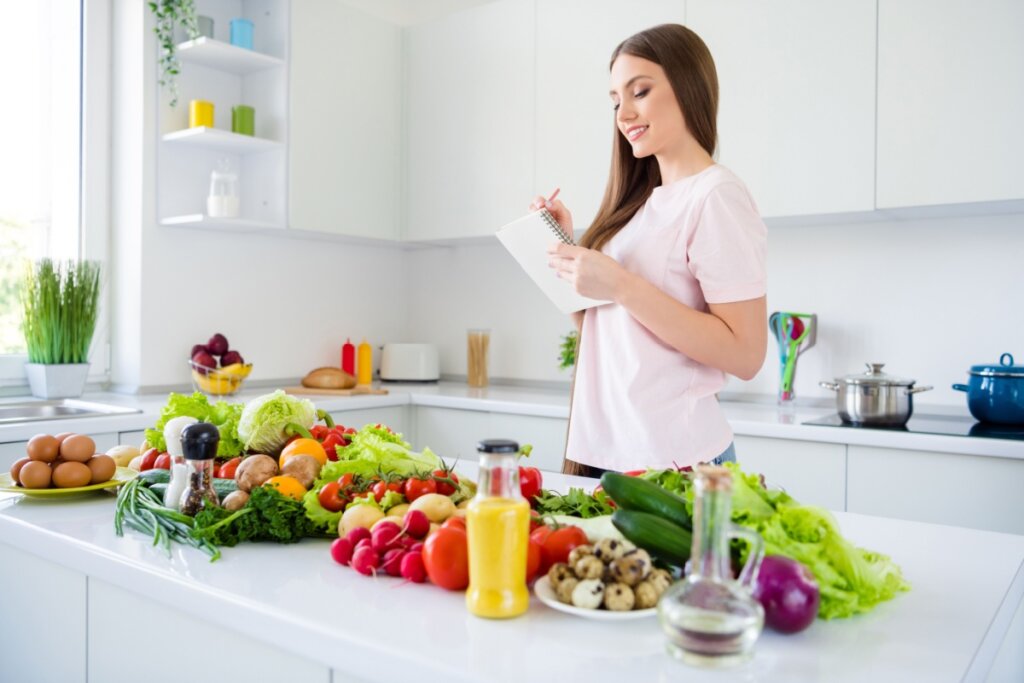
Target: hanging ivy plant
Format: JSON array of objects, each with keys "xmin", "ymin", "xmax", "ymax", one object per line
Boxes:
[{"xmin": 149, "ymin": 0, "xmax": 199, "ymax": 107}]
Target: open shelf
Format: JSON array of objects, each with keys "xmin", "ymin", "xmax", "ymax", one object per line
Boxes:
[
  {"xmin": 176, "ymin": 37, "xmax": 284, "ymax": 74},
  {"xmin": 162, "ymin": 127, "xmax": 281, "ymax": 154},
  {"xmin": 160, "ymin": 214, "xmax": 285, "ymax": 232}
]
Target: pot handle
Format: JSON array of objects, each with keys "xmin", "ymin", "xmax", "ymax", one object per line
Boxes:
[
  {"xmin": 819, "ymin": 381, "xmax": 839, "ymax": 391},
  {"xmin": 907, "ymin": 385, "xmax": 933, "ymax": 394},
  {"xmin": 952, "ymin": 383, "xmax": 969, "ymax": 392}
]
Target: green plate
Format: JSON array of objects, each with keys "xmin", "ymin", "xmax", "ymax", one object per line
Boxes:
[{"xmin": 0, "ymin": 466, "xmax": 138, "ymax": 498}]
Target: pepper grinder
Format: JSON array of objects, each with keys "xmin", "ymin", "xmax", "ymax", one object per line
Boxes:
[{"xmin": 178, "ymin": 422, "xmax": 221, "ymax": 516}]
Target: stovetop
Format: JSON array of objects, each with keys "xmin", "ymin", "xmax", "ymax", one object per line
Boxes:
[{"xmin": 802, "ymin": 413, "xmax": 1024, "ymax": 441}]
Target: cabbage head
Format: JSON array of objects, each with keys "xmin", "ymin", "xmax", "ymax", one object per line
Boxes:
[{"xmin": 237, "ymin": 390, "xmax": 316, "ymax": 455}]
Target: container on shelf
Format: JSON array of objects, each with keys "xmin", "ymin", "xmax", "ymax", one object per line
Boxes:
[
  {"xmin": 189, "ymin": 100, "xmax": 214, "ymax": 128},
  {"xmin": 197, "ymin": 16, "xmax": 214, "ymax": 39},
  {"xmin": 230, "ymin": 18, "xmax": 254, "ymax": 50},
  {"xmin": 207, "ymin": 161, "xmax": 240, "ymax": 219},
  {"xmin": 232, "ymin": 105, "xmax": 255, "ymax": 136}
]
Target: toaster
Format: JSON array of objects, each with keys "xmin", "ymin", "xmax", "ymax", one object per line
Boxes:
[{"xmin": 379, "ymin": 343, "xmax": 440, "ymax": 381}]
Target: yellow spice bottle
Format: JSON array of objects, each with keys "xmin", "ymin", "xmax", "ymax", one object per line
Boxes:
[{"xmin": 357, "ymin": 338, "xmax": 372, "ymax": 385}]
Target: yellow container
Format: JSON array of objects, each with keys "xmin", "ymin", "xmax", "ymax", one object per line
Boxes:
[
  {"xmin": 466, "ymin": 497, "xmax": 530, "ymax": 618},
  {"xmin": 357, "ymin": 339, "xmax": 372, "ymax": 385},
  {"xmin": 189, "ymin": 100, "xmax": 214, "ymax": 128}
]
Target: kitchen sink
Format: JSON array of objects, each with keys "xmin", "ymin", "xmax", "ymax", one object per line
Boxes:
[{"xmin": 0, "ymin": 399, "xmax": 141, "ymax": 424}]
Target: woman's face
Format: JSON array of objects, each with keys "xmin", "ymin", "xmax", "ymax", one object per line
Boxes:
[{"xmin": 609, "ymin": 53, "xmax": 687, "ymax": 159}]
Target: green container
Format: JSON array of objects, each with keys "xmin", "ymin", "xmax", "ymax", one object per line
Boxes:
[{"xmin": 231, "ymin": 105, "xmax": 255, "ymax": 136}]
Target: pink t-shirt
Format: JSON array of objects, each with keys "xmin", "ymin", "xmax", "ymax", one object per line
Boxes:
[{"xmin": 565, "ymin": 164, "xmax": 767, "ymax": 470}]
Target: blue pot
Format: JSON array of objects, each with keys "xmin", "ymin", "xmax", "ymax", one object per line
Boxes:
[{"xmin": 953, "ymin": 353, "xmax": 1024, "ymax": 425}]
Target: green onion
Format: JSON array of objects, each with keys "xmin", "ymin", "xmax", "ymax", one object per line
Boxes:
[{"xmin": 20, "ymin": 258, "xmax": 101, "ymax": 364}]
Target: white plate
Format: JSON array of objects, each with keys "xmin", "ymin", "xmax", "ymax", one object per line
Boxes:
[{"xmin": 533, "ymin": 576, "xmax": 657, "ymax": 620}]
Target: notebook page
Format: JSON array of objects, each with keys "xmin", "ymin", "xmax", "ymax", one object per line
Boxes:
[{"xmin": 495, "ymin": 210, "xmax": 612, "ymax": 314}]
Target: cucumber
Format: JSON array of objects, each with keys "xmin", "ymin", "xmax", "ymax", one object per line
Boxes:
[
  {"xmin": 137, "ymin": 469, "xmax": 170, "ymax": 485},
  {"xmin": 600, "ymin": 472, "xmax": 691, "ymax": 529},
  {"xmin": 611, "ymin": 509, "xmax": 692, "ymax": 568}
]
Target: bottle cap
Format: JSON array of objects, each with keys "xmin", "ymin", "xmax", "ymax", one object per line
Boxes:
[
  {"xmin": 477, "ymin": 439, "xmax": 519, "ymax": 454},
  {"xmin": 181, "ymin": 422, "xmax": 220, "ymax": 461}
]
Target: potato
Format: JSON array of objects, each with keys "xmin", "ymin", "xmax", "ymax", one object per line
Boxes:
[
  {"xmin": 105, "ymin": 445, "xmax": 140, "ymax": 467},
  {"xmin": 387, "ymin": 503, "xmax": 411, "ymax": 519},
  {"xmin": 340, "ymin": 504, "xmax": 385, "ymax": 535},
  {"xmin": 457, "ymin": 499, "xmax": 470, "ymax": 510},
  {"xmin": 409, "ymin": 493, "xmax": 456, "ymax": 523},
  {"xmin": 236, "ymin": 454, "xmax": 278, "ymax": 492},
  {"xmin": 222, "ymin": 490, "xmax": 250, "ymax": 511},
  {"xmin": 128, "ymin": 455, "xmax": 144, "ymax": 472}
]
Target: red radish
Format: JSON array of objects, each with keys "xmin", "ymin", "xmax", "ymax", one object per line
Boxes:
[
  {"xmin": 398, "ymin": 535, "xmax": 419, "ymax": 550},
  {"xmin": 351, "ymin": 546, "xmax": 381, "ymax": 576},
  {"xmin": 330, "ymin": 538, "xmax": 354, "ymax": 566},
  {"xmin": 403, "ymin": 509, "xmax": 430, "ymax": 539},
  {"xmin": 345, "ymin": 527, "xmax": 371, "ymax": 546},
  {"xmin": 354, "ymin": 538, "xmax": 372, "ymax": 554},
  {"xmin": 409, "ymin": 542, "xmax": 424, "ymax": 553},
  {"xmin": 382, "ymin": 548, "xmax": 407, "ymax": 577},
  {"xmin": 400, "ymin": 551, "xmax": 427, "ymax": 583},
  {"xmin": 371, "ymin": 522, "xmax": 404, "ymax": 553}
]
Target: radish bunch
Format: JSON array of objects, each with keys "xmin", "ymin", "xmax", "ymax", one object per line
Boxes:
[{"xmin": 330, "ymin": 510, "xmax": 430, "ymax": 583}]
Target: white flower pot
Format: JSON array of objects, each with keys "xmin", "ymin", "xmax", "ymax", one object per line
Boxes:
[{"xmin": 24, "ymin": 363, "xmax": 90, "ymax": 399}]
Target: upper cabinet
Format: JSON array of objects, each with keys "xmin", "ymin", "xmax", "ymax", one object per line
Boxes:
[
  {"xmin": 289, "ymin": 0, "xmax": 402, "ymax": 239},
  {"xmin": 876, "ymin": 0, "xmax": 1024, "ymax": 208},
  {"xmin": 535, "ymin": 0, "xmax": 684, "ymax": 237},
  {"xmin": 687, "ymin": 1, "xmax": 876, "ymax": 218},
  {"xmin": 404, "ymin": 0, "xmax": 535, "ymax": 241}
]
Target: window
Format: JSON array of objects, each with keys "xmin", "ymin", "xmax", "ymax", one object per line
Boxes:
[{"xmin": 0, "ymin": 1, "xmax": 109, "ymax": 386}]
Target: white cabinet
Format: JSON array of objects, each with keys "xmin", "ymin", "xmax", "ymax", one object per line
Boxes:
[
  {"xmin": 687, "ymin": 0, "xmax": 876, "ymax": 217},
  {"xmin": 156, "ymin": 1, "xmax": 289, "ymax": 231},
  {"xmin": 733, "ymin": 435, "xmax": 846, "ymax": 511},
  {"xmin": 289, "ymin": 1, "xmax": 401, "ymax": 239},
  {"xmin": 328, "ymin": 406, "xmax": 409, "ymax": 438},
  {"xmin": 404, "ymin": 0, "xmax": 535, "ymax": 240},
  {"xmin": 847, "ymin": 445, "xmax": 1024, "ymax": 535},
  {"xmin": 535, "ymin": 0, "xmax": 684, "ymax": 235},
  {"xmin": 413, "ymin": 407, "xmax": 568, "ymax": 472},
  {"xmin": 876, "ymin": 0, "xmax": 1024, "ymax": 208}
]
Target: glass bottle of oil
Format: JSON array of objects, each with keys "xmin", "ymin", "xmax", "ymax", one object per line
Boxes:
[{"xmin": 657, "ymin": 465, "xmax": 765, "ymax": 667}]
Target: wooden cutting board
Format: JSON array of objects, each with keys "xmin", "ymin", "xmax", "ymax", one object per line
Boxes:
[{"xmin": 284, "ymin": 385, "xmax": 389, "ymax": 396}]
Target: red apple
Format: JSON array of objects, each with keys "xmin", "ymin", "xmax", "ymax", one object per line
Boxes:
[
  {"xmin": 221, "ymin": 350, "xmax": 244, "ymax": 366},
  {"xmin": 207, "ymin": 333, "xmax": 229, "ymax": 356}
]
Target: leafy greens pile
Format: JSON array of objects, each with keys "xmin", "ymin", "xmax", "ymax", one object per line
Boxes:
[
  {"xmin": 191, "ymin": 486, "xmax": 329, "ymax": 546},
  {"xmin": 534, "ymin": 487, "xmax": 615, "ymax": 519},
  {"xmin": 145, "ymin": 392, "xmax": 244, "ymax": 456}
]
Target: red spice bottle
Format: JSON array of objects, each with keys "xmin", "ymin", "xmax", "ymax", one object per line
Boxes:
[{"xmin": 341, "ymin": 338, "xmax": 355, "ymax": 375}]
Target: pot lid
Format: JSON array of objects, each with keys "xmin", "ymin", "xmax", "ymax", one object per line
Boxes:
[
  {"xmin": 837, "ymin": 363, "xmax": 916, "ymax": 387},
  {"xmin": 969, "ymin": 353, "xmax": 1024, "ymax": 378}
]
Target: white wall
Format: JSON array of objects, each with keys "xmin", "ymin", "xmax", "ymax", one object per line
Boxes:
[{"xmin": 406, "ymin": 210, "xmax": 1024, "ymax": 407}]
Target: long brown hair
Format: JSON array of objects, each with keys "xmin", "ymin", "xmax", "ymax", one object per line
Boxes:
[{"xmin": 580, "ymin": 24, "xmax": 719, "ymax": 253}]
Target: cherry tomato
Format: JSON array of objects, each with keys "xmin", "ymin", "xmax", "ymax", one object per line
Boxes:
[
  {"xmin": 318, "ymin": 481, "xmax": 348, "ymax": 513},
  {"xmin": 519, "ymin": 466, "xmax": 542, "ymax": 501},
  {"xmin": 336, "ymin": 472, "xmax": 355, "ymax": 491},
  {"xmin": 154, "ymin": 453, "xmax": 171, "ymax": 470},
  {"xmin": 139, "ymin": 448, "xmax": 159, "ymax": 472},
  {"xmin": 526, "ymin": 537, "xmax": 543, "ymax": 583},
  {"xmin": 403, "ymin": 476, "xmax": 437, "ymax": 502},
  {"xmin": 218, "ymin": 456, "xmax": 242, "ymax": 480},
  {"xmin": 370, "ymin": 479, "xmax": 402, "ymax": 503},
  {"xmin": 432, "ymin": 468, "xmax": 459, "ymax": 496},
  {"xmin": 422, "ymin": 526, "xmax": 469, "ymax": 590}
]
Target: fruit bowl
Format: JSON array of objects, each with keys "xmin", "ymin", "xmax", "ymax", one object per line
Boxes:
[{"xmin": 190, "ymin": 360, "xmax": 253, "ymax": 396}]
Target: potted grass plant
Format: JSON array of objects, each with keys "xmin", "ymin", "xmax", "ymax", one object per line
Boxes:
[{"xmin": 20, "ymin": 259, "xmax": 101, "ymax": 399}]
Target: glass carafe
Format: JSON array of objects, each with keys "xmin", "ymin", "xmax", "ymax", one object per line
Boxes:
[
  {"xmin": 207, "ymin": 159, "xmax": 240, "ymax": 218},
  {"xmin": 658, "ymin": 465, "xmax": 765, "ymax": 667}
]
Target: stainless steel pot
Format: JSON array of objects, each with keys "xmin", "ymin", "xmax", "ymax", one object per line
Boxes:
[{"xmin": 819, "ymin": 363, "xmax": 933, "ymax": 426}]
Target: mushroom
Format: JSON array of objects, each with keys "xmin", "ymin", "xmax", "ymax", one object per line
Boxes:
[
  {"xmin": 221, "ymin": 490, "xmax": 250, "ymax": 511},
  {"xmin": 235, "ymin": 454, "xmax": 278, "ymax": 492},
  {"xmin": 280, "ymin": 455, "xmax": 320, "ymax": 489}
]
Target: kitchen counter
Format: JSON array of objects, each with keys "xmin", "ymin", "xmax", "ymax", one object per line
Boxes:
[
  {"xmin": 1, "ymin": 383, "xmax": 1022, "ymax": 461},
  {"xmin": 0, "ymin": 466, "xmax": 1022, "ymax": 682}
]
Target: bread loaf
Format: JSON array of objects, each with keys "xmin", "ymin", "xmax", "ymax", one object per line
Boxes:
[{"xmin": 301, "ymin": 367, "xmax": 357, "ymax": 389}]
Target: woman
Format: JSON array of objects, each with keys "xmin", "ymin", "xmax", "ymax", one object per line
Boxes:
[{"xmin": 532, "ymin": 24, "xmax": 767, "ymax": 477}]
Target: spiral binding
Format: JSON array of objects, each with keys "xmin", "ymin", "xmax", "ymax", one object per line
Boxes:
[{"xmin": 539, "ymin": 209, "xmax": 574, "ymax": 245}]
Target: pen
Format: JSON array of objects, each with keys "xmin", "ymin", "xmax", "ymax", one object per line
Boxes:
[{"xmin": 545, "ymin": 188, "xmax": 561, "ymax": 207}]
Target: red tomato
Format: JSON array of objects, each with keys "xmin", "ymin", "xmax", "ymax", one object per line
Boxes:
[
  {"xmin": 218, "ymin": 457, "xmax": 242, "ymax": 480},
  {"xmin": 154, "ymin": 453, "xmax": 171, "ymax": 470},
  {"xmin": 403, "ymin": 476, "xmax": 437, "ymax": 502},
  {"xmin": 336, "ymin": 472, "xmax": 355, "ymax": 490},
  {"xmin": 519, "ymin": 466, "xmax": 542, "ymax": 501},
  {"xmin": 441, "ymin": 516, "xmax": 466, "ymax": 531},
  {"xmin": 432, "ymin": 469, "xmax": 460, "ymax": 496},
  {"xmin": 422, "ymin": 527, "xmax": 469, "ymax": 590},
  {"xmin": 530, "ymin": 525, "xmax": 588, "ymax": 574},
  {"xmin": 529, "ymin": 509, "xmax": 543, "ymax": 532},
  {"xmin": 526, "ymin": 538, "xmax": 543, "ymax": 583},
  {"xmin": 138, "ymin": 448, "xmax": 159, "ymax": 471},
  {"xmin": 370, "ymin": 479, "xmax": 402, "ymax": 503},
  {"xmin": 318, "ymin": 481, "xmax": 348, "ymax": 513}
]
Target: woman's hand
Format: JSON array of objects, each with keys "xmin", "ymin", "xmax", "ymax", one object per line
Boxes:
[
  {"xmin": 529, "ymin": 194, "xmax": 574, "ymax": 241},
  {"xmin": 547, "ymin": 243, "xmax": 633, "ymax": 302}
]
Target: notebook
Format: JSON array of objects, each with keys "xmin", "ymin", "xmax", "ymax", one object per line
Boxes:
[{"xmin": 495, "ymin": 209, "xmax": 612, "ymax": 314}]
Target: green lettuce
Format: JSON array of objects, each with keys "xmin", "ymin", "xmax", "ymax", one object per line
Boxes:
[
  {"xmin": 237, "ymin": 390, "xmax": 316, "ymax": 455},
  {"xmin": 317, "ymin": 424, "xmax": 443, "ymax": 483},
  {"xmin": 145, "ymin": 392, "xmax": 244, "ymax": 456}
]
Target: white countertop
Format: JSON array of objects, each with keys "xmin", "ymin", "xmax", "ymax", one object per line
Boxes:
[
  {"xmin": 1, "ymin": 466, "xmax": 1022, "ymax": 682},
  {"xmin": 2, "ymin": 383, "xmax": 1022, "ymax": 460}
]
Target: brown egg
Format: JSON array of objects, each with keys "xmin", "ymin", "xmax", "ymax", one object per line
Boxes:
[
  {"xmin": 19, "ymin": 461, "xmax": 53, "ymax": 489},
  {"xmin": 54, "ymin": 432, "xmax": 74, "ymax": 446},
  {"xmin": 59, "ymin": 434, "xmax": 95, "ymax": 463},
  {"xmin": 87, "ymin": 455, "xmax": 116, "ymax": 484},
  {"xmin": 26, "ymin": 434, "xmax": 60, "ymax": 462},
  {"xmin": 9, "ymin": 457, "xmax": 31, "ymax": 484},
  {"xmin": 52, "ymin": 461, "xmax": 92, "ymax": 488}
]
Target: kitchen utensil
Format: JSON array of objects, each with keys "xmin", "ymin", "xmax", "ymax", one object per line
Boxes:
[
  {"xmin": 768, "ymin": 312, "xmax": 817, "ymax": 402},
  {"xmin": 380, "ymin": 343, "xmax": 439, "ymax": 381},
  {"xmin": 0, "ymin": 467, "xmax": 136, "ymax": 498},
  {"xmin": 952, "ymin": 352, "xmax": 1024, "ymax": 425},
  {"xmin": 820, "ymin": 363, "xmax": 932, "ymax": 426},
  {"xmin": 533, "ymin": 577, "xmax": 656, "ymax": 620}
]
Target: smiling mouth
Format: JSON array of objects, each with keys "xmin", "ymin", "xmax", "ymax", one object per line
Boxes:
[{"xmin": 626, "ymin": 126, "xmax": 648, "ymax": 141}]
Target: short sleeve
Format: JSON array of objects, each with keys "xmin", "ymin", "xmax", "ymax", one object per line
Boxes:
[{"xmin": 687, "ymin": 181, "xmax": 767, "ymax": 304}]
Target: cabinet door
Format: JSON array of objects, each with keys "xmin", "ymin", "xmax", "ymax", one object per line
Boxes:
[
  {"xmin": 847, "ymin": 445, "xmax": 1024, "ymax": 535},
  {"xmin": 328, "ymin": 406, "xmax": 408, "ymax": 439},
  {"xmin": 877, "ymin": 0, "xmax": 1024, "ymax": 207},
  {"xmin": 535, "ymin": 0, "xmax": 684, "ymax": 235},
  {"xmin": 405, "ymin": 0, "xmax": 534, "ymax": 240},
  {"xmin": 490, "ymin": 412, "xmax": 568, "ymax": 473},
  {"xmin": 733, "ymin": 435, "xmax": 846, "ymax": 511},
  {"xmin": 290, "ymin": 0, "xmax": 401, "ymax": 239},
  {"xmin": 414, "ymin": 406, "xmax": 491, "ymax": 462},
  {"xmin": 687, "ymin": 1, "xmax": 876, "ymax": 217}
]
